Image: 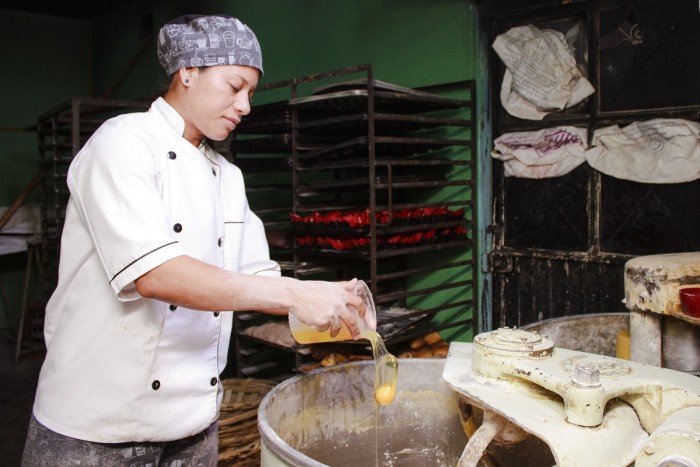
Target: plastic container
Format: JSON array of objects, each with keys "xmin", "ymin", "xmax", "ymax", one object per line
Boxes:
[
  {"xmin": 288, "ymin": 280, "xmax": 377, "ymax": 344},
  {"xmin": 679, "ymin": 287, "xmax": 700, "ymax": 319}
]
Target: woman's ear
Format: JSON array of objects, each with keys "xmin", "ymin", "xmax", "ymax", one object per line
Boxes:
[{"xmin": 178, "ymin": 67, "xmax": 196, "ymax": 86}]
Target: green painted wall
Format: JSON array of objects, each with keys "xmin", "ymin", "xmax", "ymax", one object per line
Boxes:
[
  {"xmin": 0, "ymin": 2, "xmax": 482, "ymax": 342},
  {"xmin": 92, "ymin": 0, "xmax": 478, "ymax": 98},
  {"xmin": 0, "ymin": 11, "xmax": 92, "ymax": 204}
]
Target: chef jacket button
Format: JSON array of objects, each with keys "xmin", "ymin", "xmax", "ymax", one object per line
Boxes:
[
  {"xmin": 168, "ymin": 151, "xmax": 177, "ymax": 160},
  {"xmin": 173, "ymin": 223, "xmax": 182, "ymax": 233},
  {"xmin": 169, "ymin": 304, "xmax": 177, "ymax": 311},
  {"xmin": 152, "ymin": 380, "xmax": 161, "ymax": 390},
  {"xmin": 213, "ymin": 312, "xmax": 220, "ymax": 317},
  {"xmin": 210, "ymin": 377, "xmax": 218, "ymax": 386},
  {"xmin": 217, "ymin": 237, "xmax": 223, "ymax": 247}
]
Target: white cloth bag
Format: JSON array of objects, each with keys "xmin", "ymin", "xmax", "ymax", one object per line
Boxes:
[
  {"xmin": 493, "ymin": 25, "xmax": 594, "ymax": 120},
  {"xmin": 492, "ymin": 126, "xmax": 588, "ymax": 178},
  {"xmin": 585, "ymin": 119, "xmax": 700, "ymax": 183}
]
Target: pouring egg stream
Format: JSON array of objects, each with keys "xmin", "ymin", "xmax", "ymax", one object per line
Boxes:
[
  {"xmin": 288, "ymin": 280, "xmax": 399, "ymax": 405},
  {"xmin": 366, "ymin": 330, "xmax": 399, "ymax": 405}
]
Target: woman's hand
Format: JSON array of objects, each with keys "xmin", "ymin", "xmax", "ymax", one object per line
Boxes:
[{"xmin": 288, "ymin": 278, "xmax": 366, "ymax": 339}]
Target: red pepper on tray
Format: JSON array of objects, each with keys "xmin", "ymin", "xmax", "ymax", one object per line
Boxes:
[
  {"xmin": 292, "ymin": 206, "xmax": 466, "ymax": 228},
  {"xmin": 450, "ymin": 208, "xmax": 465, "ymax": 219},
  {"xmin": 387, "ymin": 235, "xmax": 403, "ymax": 245},
  {"xmin": 293, "ymin": 206, "xmax": 467, "ymax": 252},
  {"xmin": 296, "ymin": 236, "xmax": 315, "ymax": 245}
]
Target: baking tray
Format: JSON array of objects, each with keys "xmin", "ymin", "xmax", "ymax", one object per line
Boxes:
[
  {"xmin": 235, "ymin": 108, "xmax": 338, "ymax": 134},
  {"xmin": 312, "ymin": 78, "xmax": 438, "ymax": 96},
  {"xmin": 240, "ymin": 306, "xmax": 431, "ymax": 354},
  {"xmin": 294, "ymin": 238, "xmax": 473, "ymax": 260},
  {"xmin": 289, "ymin": 89, "xmax": 469, "ymax": 114},
  {"xmin": 235, "ymin": 110, "xmax": 293, "ymax": 134},
  {"xmin": 230, "ymin": 134, "xmax": 293, "ymax": 153},
  {"xmin": 295, "ymin": 174, "xmax": 458, "ymax": 197},
  {"xmin": 230, "ymin": 134, "xmax": 337, "ymax": 153},
  {"xmin": 298, "ymin": 112, "xmax": 471, "ymax": 136},
  {"xmin": 301, "ymin": 157, "xmax": 467, "ymax": 172},
  {"xmin": 297, "ymin": 135, "xmax": 469, "ymax": 164},
  {"xmin": 376, "ymin": 306, "xmax": 432, "ymax": 341},
  {"xmin": 233, "ymin": 157, "xmax": 291, "ymax": 172}
]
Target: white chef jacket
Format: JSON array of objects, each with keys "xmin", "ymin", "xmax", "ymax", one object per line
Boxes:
[{"xmin": 33, "ymin": 97, "xmax": 280, "ymax": 443}]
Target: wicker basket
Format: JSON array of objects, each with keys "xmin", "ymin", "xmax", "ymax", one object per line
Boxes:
[{"xmin": 218, "ymin": 378, "xmax": 277, "ymax": 466}]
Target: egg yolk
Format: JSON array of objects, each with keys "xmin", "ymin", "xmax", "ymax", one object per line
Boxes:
[{"xmin": 374, "ymin": 384, "xmax": 396, "ymax": 405}]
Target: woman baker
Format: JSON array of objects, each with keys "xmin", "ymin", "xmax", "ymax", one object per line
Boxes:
[{"xmin": 22, "ymin": 14, "xmax": 364, "ymax": 466}]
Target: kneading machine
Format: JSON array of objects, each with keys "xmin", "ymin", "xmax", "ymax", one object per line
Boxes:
[{"xmin": 443, "ymin": 327, "xmax": 700, "ymax": 466}]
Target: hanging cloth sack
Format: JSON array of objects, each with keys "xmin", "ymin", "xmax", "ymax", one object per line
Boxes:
[
  {"xmin": 492, "ymin": 24, "xmax": 594, "ymax": 120},
  {"xmin": 492, "ymin": 126, "xmax": 588, "ymax": 179},
  {"xmin": 585, "ymin": 119, "xmax": 700, "ymax": 183}
]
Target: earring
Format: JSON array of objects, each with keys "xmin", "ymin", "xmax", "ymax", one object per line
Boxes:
[{"xmin": 185, "ymin": 79, "xmax": 190, "ymax": 84}]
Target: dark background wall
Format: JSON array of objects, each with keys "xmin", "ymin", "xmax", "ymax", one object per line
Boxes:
[{"xmin": 0, "ymin": 11, "xmax": 92, "ymax": 328}]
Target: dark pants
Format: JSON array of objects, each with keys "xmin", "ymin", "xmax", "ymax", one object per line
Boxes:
[{"xmin": 21, "ymin": 415, "xmax": 219, "ymax": 467}]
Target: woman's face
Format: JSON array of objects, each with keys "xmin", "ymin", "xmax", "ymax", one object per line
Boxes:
[{"xmin": 181, "ymin": 65, "xmax": 260, "ymax": 145}]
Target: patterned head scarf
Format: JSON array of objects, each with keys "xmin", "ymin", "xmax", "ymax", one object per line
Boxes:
[{"xmin": 157, "ymin": 14, "xmax": 263, "ymax": 76}]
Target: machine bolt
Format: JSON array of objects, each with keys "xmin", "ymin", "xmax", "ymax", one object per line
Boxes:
[
  {"xmin": 573, "ymin": 363, "xmax": 601, "ymax": 387},
  {"xmin": 643, "ymin": 441, "xmax": 655, "ymax": 454}
]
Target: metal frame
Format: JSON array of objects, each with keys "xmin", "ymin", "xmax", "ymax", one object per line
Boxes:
[
  {"xmin": 483, "ymin": 0, "xmax": 700, "ymax": 328},
  {"xmin": 37, "ymin": 98, "xmax": 150, "ymax": 290},
  {"xmin": 28, "ymin": 98, "xmax": 150, "ymax": 357},
  {"xmin": 231, "ymin": 65, "xmax": 479, "ymax": 375}
]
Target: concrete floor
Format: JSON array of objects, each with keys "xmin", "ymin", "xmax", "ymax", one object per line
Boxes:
[{"xmin": 0, "ymin": 330, "xmax": 43, "ymax": 467}]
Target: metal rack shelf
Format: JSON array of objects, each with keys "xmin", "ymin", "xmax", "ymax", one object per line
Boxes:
[
  {"xmin": 36, "ymin": 98, "xmax": 150, "ymax": 291},
  {"xmin": 229, "ymin": 64, "xmax": 478, "ymax": 377},
  {"xmin": 289, "ymin": 88, "xmax": 469, "ymax": 114}
]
